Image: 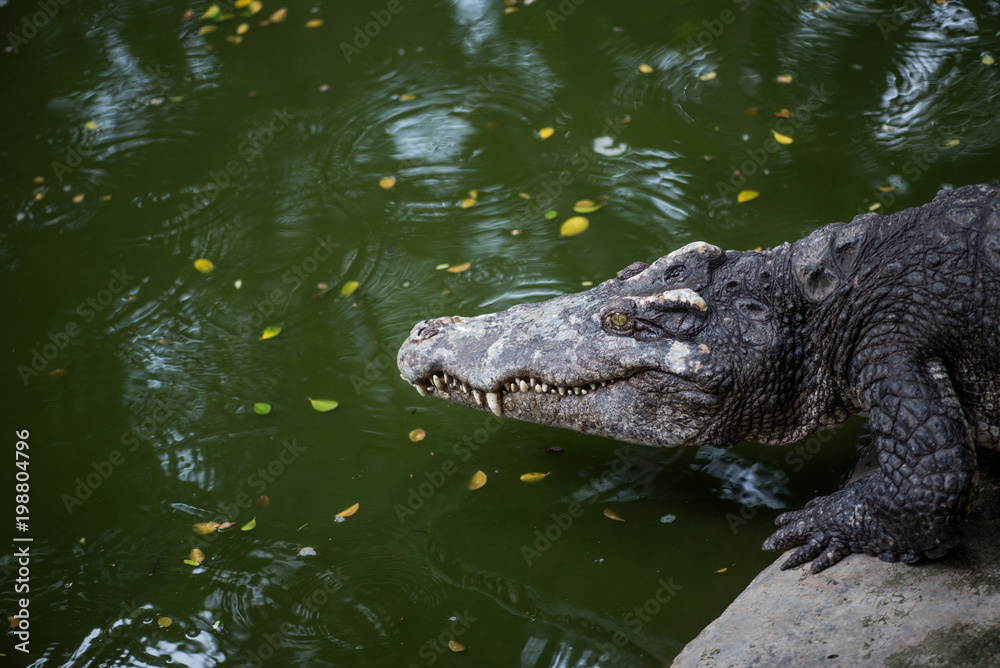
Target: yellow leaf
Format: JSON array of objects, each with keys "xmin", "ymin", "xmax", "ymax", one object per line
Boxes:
[
  {"xmin": 379, "ymin": 176, "xmax": 396, "ymax": 189},
  {"xmin": 715, "ymin": 566, "xmax": 728, "ymax": 573},
  {"xmin": 305, "ymin": 19, "xmax": 323, "ymax": 27},
  {"xmin": 194, "ymin": 259, "xmax": 214, "ymax": 274},
  {"xmin": 737, "ymin": 190, "xmax": 759, "ymax": 203},
  {"xmin": 518, "ymin": 192, "xmax": 530, "ymax": 199},
  {"xmin": 226, "ymin": 35, "xmax": 243, "ymax": 45},
  {"xmin": 248, "ymin": 0, "xmax": 263, "ymax": 14},
  {"xmin": 983, "ymin": 54, "xmax": 996, "ymax": 66},
  {"xmin": 398, "ymin": 93, "xmax": 416, "ymax": 101},
  {"xmin": 84, "ymin": 120, "xmax": 99, "ymax": 131},
  {"xmin": 538, "ymin": 127, "xmax": 555, "ymax": 139},
  {"xmin": 447, "ymin": 262, "xmax": 471, "ymax": 273},
  {"xmin": 698, "ymin": 71, "xmax": 717, "ymax": 81},
  {"xmin": 235, "ymin": 0, "xmax": 252, "ymax": 7},
  {"xmin": 236, "ymin": 22, "xmax": 249, "ymax": 35},
  {"xmin": 202, "ymin": 4, "xmax": 221, "ymax": 19},
  {"xmin": 771, "ymin": 129, "xmax": 793, "ymax": 145},
  {"xmin": 468, "ymin": 189, "xmax": 478, "ymax": 199},
  {"xmin": 560, "ymin": 216, "xmax": 589, "ymax": 237},
  {"xmin": 269, "ymin": 7, "xmax": 287, "ymax": 23},
  {"xmin": 460, "ymin": 198, "xmax": 476, "ymax": 209},
  {"xmin": 604, "ymin": 508, "xmax": 625, "ymax": 522},
  {"xmin": 868, "ymin": 202, "xmax": 881, "ymax": 211},
  {"xmin": 774, "ymin": 108, "xmax": 793, "ymax": 118},
  {"xmin": 448, "ymin": 640, "xmax": 465, "ymax": 652},
  {"xmin": 520, "ymin": 472, "xmax": 550, "ymax": 482},
  {"xmin": 469, "ymin": 470, "xmax": 487, "ymax": 490},
  {"xmin": 336, "ymin": 503, "xmax": 359, "ymax": 517},
  {"xmin": 197, "ymin": 25, "xmax": 217, "ymax": 35},
  {"xmin": 184, "ymin": 559, "xmax": 201, "ymax": 567},
  {"xmin": 573, "ymin": 199, "xmax": 606, "ymax": 213},
  {"xmin": 240, "ymin": 517, "xmax": 256, "ymax": 531},
  {"xmin": 776, "ymin": 74, "xmax": 793, "ymax": 83},
  {"xmin": 309, "ymin": 398, "xmax": 340, "ymax": 412},
  {"xmin": 638, "ymin": 63, "xmax": 654, "ymax": 74},
  {"xmin": 189, "ymin": 548, "xmax": 205, "ymax": 562},
  {"xmin": 409, "ymin": 428, "xmax": 426, "ymax": 442},
  {"xmin": 877, "ymin": 186, "xmax": 897, "ymax": 192},
  {"xmin": 944, "ymin": 138, "xmax": 960, "ymax": 147},
  {"xmin": 193, "ymin": 522, "xmax": 219, "ymax": 534},
  {"xmin": 72, "ymin": 193, "xmax": 85, "ymax": 204},
  {"xmin": 157, "ymin": 617, "xmax": 172, "ymax": 627},
  {"xmin": 260, "ymin": 326, "xmax": 282, "ymax": 340},
  {"xmin": 340, "ymin": 280, "xmax": 359, "ymax": 297}
]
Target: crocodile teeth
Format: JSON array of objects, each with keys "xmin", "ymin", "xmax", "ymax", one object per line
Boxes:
[
  {"xmin": 558, "ymin": 386, "xmax": 566, "ymax": 395},
  {"xmin": 580, "ymin": 388, "xmax": 588, "ymax": 395},
  {"xmin": 433, "ymin": 374, "xmax": 446, "ymax": 391},
  {"xmin": 590, "ymin": 383, "xmax": 597, "ymax": 390},
  {"xmin": 411, "ymin": 382, "xmax": 428, "ymax": 397},
  {"xmin": 534, "ymin": 384, "xmax": 542, "ymax": 393},
  {"xmin": 442, "ymin": 371, "xmax": 449, "ymax": 384},
  {"xmin": 461, "ymin": 382, "xmax": 469, "ymax": 393},
  {"xmin": 519, "ymin": 379, "xmax": 530, "ymax": 393},
  {"xmin": 509, "ymin": 382, "xmax": 518, "ymax": 393},
  {"xmin": 486, "ymin": 391, "xmax": 502, "ymax": 416},
  {"xmin": 541, "ymin": 383, "xmax": 549, "ymax": 393},
  {"xmin": 473, "ymin": 389, "xmax": 483, "ymax": 406}
]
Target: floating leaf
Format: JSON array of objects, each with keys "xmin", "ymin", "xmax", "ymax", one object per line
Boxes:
[
  {"xmin": 559, "ymin": 216, "xmax": 589, "ymax": 237},
  {"xmin": 771, "ymin": 129, "xmax": 793, "ymax": 145},
  {"xmin": 193, "ymin": 522, "xmax": 219, "ymax": 534},
  {"xmin": 868, "ymin": 202, "xmax": 881, "ymax": 211},
  {"xmin": 448, "ymin": 640, "xmax": 466, "ymax": 652},
  {"xmin": 982, "ymin": 54, "xmax": 995, "ymax": 66},
  {"xmin": 212, "ymin": 620, "xmax": 222, "ymax": 629},
  {"xmin": 336, "ymin": 503, "xmax": 359, "ymax": 518},
  {"xmin": 398, "ymin": 93, "xmax": 416, "ymax": 101},
  {"xmin": 409, "ymin": 428, "xmax": 426, "ymax": 442},
  {"xmin": 235, "ymin": 0, "xmax": 251, "ymax": 8},
  {"xmin": 49, "ymin": 368, "xmax": 70, "ymax": 379},
  {"xmin": 72, "ymin": 193, "xmax": 85, "ymax": 204},
  {"xmin": 460, "ymin": 198, "xmax": 476, "ymax": 209},
  {"xmin": 253, "ymin": 402, "xmax": 272, "ymax": 415},
  {"xmin": 203, "ymin": 4, "xmax": 221, "ymax": 19},
  {"xmin": 447, "ymin": 262, "xmax": 472, "ymax": 273},
  {"xmin": 298, "ymin": 546, "xmax": 318, "ymax": 556},
  {"xmin": 340, "ymin": 280, "xmax": 359, "ymax": 297},
  {"xmin": 520, "ymin": 472, "xmax": 550, "ymax": 483},
  {"xmin": 248, "ymin": 0, "xmax": 263, "ymax": 14},
  {"xmin": 877, "ymin": 186, "xmax": 897, "ymax": 192},
  {"xmin": 158, "ymin": 617, "xmax": 172, "ymax": 627},
  {"xmin": 638, "ymin": 63, "xmax": 654, "ymax": 74},
  {"xmin": 603, "ymin": 508, "xmax": 626, "ymax": 522},
  {"xmin": 309, "ymin": 398, "xmax": 339, "ymax": 412},
  {"xmin": 260, "ymin": 326, "xmax": 282, "ymax": 340},
  {"xmin": 538, "ymin": 127, "xmax": 554, "ymax": 139},
  {"xmin": 183, "ymin": 559, "xmax": 201, "ymax": 567},
  {"xmin": 715, "ymin": 566, "xmax": 728, "ymax": 573},
  {"xmin": 944, "ymin": 138, "xmax": 961, "ymax": 147},
  {"xmin": 256, "ymin": 495, "xmax": 270, "ymax": 508},
  {"xmin": 194, "ymin": 258, "xmax": 214, "ymax": 274},
  {"xmin": 84, "ymin": 120, "xmax": 99, "ymax": 131},
  {"xmin": 774, "ymin": 108, "xmax": 793, "ymax": 118},
  {"xmin": 198, "ymin": 25, "xmax": 217, "ymax": 35},
  {"xmin": 518, "ymin": 192, "xmax": 530, "ymax": 199},
  {"xmin": 379, "ymin": 176, "xmax": 396, "ymax": 189},
  {"xmin": 226, "ymin": 35, "xmax": 243, "ymax": 45},
  {"xmin": 216, "ymin": 521, "xmax": 236, "ymax": 531},
  {"xmin": 573, "ymin": 199, "xmax": 606, "ymax": 214},
  {"xmin": 469, "ymin": 470, "xmax": 487, "ymax": 490},
  {"xmin": 269, "ymin": 7, "xmax": 287, "ymax": 23},
  {"xmin": 189, "ymin": 548, "xmax": 206, "ymax": 563},
  {"xmin": 435, "ymin": 263, "xmax": 449, "ymax": 270},
  {"xmin": 543, "ymin": 209, "xmax": 558, "ymax": 220},
  {"xmin": 240, "ymin": 517, "xmax": 257, "ymax": 531},
  {"xmin": 305, "ymin": 19, "xmax": 323, "ymax": 27},
  {"xmin": 776, "ymin": 74, "xmax": 793, "ymax": 83},
  {"xmin": 737, "ymin": 190, "xmax": 759, "ymax": 203},
  {"xmin": 236, "ymin": 22, "xmax": 249, "ymax": 34},
  {"xmin": 698, "ymin": 71, "xmax": 717, "ymax": 81}
]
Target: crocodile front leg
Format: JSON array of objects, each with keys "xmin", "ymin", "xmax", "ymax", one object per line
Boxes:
[{"xmin": 763, "ymin": 356, "xmax": 977, "ymax": 572}]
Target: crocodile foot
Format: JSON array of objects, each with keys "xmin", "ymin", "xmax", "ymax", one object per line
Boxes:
[{"xmin": 762, "ymin": 479, "xmax": 928, "ymax": 573}]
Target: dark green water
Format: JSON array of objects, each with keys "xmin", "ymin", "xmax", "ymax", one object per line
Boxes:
[{"xmin": 2, "ymin": 0, "xmax": 998, "ymax": 665}]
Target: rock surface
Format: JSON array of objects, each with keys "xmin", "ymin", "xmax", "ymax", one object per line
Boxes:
[{"xmin": 672, "ymin": 448, "xmax": 1000, "ymax": 667}]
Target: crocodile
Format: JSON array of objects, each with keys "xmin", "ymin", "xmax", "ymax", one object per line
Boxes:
[{"xmin": 396, "ymin": 184, "xmax": 1000, "ymax": 572}]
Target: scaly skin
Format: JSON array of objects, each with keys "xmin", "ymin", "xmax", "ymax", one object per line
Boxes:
[{"xmin": 397, "ymin": 184, "xmax": 1000, "ymax": 571}]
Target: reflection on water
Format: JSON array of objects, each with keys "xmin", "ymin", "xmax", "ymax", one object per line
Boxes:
[{"xmin": 4, "ymin": 0, "xmax": 999, "ymax": 665}]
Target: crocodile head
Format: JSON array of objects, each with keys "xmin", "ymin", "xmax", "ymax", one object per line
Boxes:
[{"xmin": 398, "ymin": 241, "xmax": 802, "ymax": 448}]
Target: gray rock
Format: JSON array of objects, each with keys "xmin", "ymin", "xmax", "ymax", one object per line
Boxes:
[{"xmin": 672, "ymin": 448, "xmax": 1000, "ymax": 667}]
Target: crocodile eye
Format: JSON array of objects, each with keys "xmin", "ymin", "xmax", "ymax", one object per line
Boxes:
[{"xmin": 610, "ymin": 313, "xmax": 628, "ymax": 327}]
